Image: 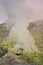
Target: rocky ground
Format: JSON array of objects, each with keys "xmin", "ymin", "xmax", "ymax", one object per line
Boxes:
[{"xmin": 0, "ymin": 52, "xmax": 30, "ymax": 65}]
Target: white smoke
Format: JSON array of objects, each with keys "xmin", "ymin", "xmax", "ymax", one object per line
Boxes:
[
  {"xmin": 7, "ymin": 17, "xmax": 38, "ymax": 53},
  {"xmin": 3, "ymin": 0, "xmax": 38, "ymax": 53}
]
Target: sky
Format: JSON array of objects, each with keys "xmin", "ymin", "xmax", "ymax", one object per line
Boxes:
[
  {"xmin": 0, "ymin": 19, "xmax": 4, "ymax": 24},
  {"xmin": 0, "ymin": 0, "xmax": 43, "ymax": 24},
  {"xmin": 26, "ymin": 0, "xmax": 43, "ymax": 22}
]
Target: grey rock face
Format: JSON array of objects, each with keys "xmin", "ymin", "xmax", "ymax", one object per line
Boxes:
[{"xmin": 28, "ymin": 20, "xmax": 43, "ymax": 52}]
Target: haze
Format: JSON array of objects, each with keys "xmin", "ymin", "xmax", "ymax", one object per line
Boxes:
[{"xmin": 0, "ymin": 0, "xmax": 43, "ymax": 23}]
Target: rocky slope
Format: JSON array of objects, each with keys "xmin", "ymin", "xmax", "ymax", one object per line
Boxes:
[
  {"xmin": 0, "ymin": 20, "xmax": 43, "ymax": 65},
  {"xmin": 28, "ymin": 20, "xmax": 43, "ymax": 65},
  {"xmin": 28, "ymin": 20, "xmax": 43, "ymax": 52},
  {"xmin": 0, "ymin": 23, "xmax": 9, "ymax": 43}
]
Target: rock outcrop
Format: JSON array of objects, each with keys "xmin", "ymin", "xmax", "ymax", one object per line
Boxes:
[{"xmin": 28, "ymin": 20, "xmax": 43, "ymax": 52}]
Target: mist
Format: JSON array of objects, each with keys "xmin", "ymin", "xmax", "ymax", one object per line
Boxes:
[
  {"xmin": 7, "ymin": 17, "xmax": 38, "ymax": 53},
  {"xmin": 0, "ymin": 0, "xmax": 38, "ymax": 53}
]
